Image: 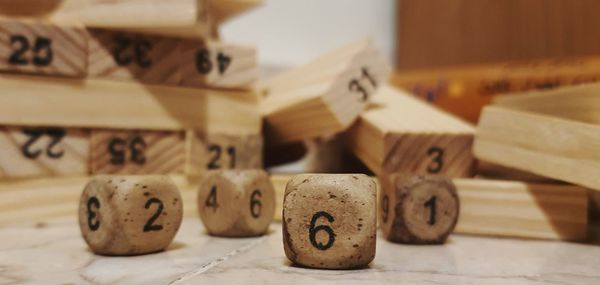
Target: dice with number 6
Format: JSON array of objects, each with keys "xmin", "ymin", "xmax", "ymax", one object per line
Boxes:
[
  {"xmin": 282, "ymin": 174, "xmax": 377, "ymax": 269},
  {"xmin": 379, "ymin": 174, "xmax": 459, "ymax": 244},
  {"xmin": 197, "ymin": 170, "xmax": 275, "ymax": 237},
  {"xmin": 78, "ymin": 175, "xmax": 183, "ymax": 255}
]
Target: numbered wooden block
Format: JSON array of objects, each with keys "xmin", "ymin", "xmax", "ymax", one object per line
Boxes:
[
  {"xmin": 88, "ymin": 29, "xmax": 181, "ymax": 85},
  {"xmin": 283, "ymin": 174, "xmax": 377, "ymax": 269},
  {"xmin": 78, "ymin": 175, "xmax": 183, "ymax": 255},
  {"xmin": 261, "ymin": 39, "xmax": 390, "ymax": 144},
  {"xmin": 179, "ymin": 40, "xmax": 258, "ymax": 89},
  {"xmin": 379, "ymin": 174, "xmax": 459, "ymax": 244},
  {"xmin": 186, "ymin": 132, "xmax": 263, "ymax": 176},
  {"xmin": 347, "ymin": 85, "xmax": 475, "ymax": 177},
  {"xmin": 197, "ymin": 169, "xmax": 275, "ymax": 237},
  {"xmin": 91, "ymin": 130, "xmax": 185, "ymax": 175},
  {"xmin": 0, "ymin": 20, "xmax": 87, "ymax": 77},
  {"xmin": 0, "ymin": 127, "xmax": 89, "ymax": 178}
]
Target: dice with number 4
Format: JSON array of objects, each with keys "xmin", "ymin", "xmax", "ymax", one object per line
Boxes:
[
  {"xmin": 78, "ymin": 175, "xmax": 183, "ymax": 256},
  {"xmin": 282, "ymin": 174, "xmax": 377, "ymax": 269},
  {"xmin": 379, "ymin": 174, "xmax": 459, "ymax": 244},
  {"xmin": 197, "ymin": 170, "xmax": 275, "ymax": 237}
]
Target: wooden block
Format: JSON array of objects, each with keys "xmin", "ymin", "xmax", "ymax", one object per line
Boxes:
[
  {"xmin": 454, "ymin": 178, "xmax": 588, "ymax": 241},
  {"xmin": 283, "ymin": 174, "xmax": 377, "ymax": 269},
  {"xmin": 0, "ymin": 126, "xmax": 89, "ymax": 178},
  {"xmin": 270, "ymin": 174, "xmax": 288, "ymax": 222},
  {"xmin": 179, "ymin": 40, "xmax": 257, "ymax": 89},
  {"xmin": 209, "ymin": 0, "xmax": 264, "ymax": 24},
  {"xmin": 0, "ymin": 20, "xmax": 86, "ymax": 77},
  {"xmin": 87, "ymin": 29, "xmax": 181, "ymax": 85},
  {"xmin": 379, "ymin": 174, "xmax": 459, "ymax": 244},
  {"xmin": 261, "ymin": 39, "xmax": 390, "ymax": 144},
  {"xmin": 186, "ymin": 132, "xmax": 262, "ymax": 176},
  {"xmin": 347, "ymin": 85, "xmax": 475, "ymax": 177},
  {"xmin": 0, "ymin": 0, "xmax": 201, "ymax": 28},
  {"xmin": 474, "ymin": 106, "xmax": 600, "ymax": 191},
  {"xmin": 197, "ymin": 169, "xmax": 275, "ymax": 237},
  {"xmin": 91, "ymin": 130, "xmax": 186, "ymax": 175},
  {"xmin": 78, "ymin": 175, "xmax": 183, "ymax": 255},
  {"xmin": 0, "ymin": 74, "xmax": 261, "ymax": 133}
]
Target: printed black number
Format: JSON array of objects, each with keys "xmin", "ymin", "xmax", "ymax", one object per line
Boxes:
[
  {"xmin": 424, "ymin": 196, "xmax": 437, "ymax": 225},
  {"xmin": 362, "ymin": 67, "xmax": 377, "ymax": 87},
  {"xmin": 348, "ymin": 67, "xmax": 377, "ymax": 101},
  {"xmin": 381, "ymin": 194, "xmax": 389, "ymax": 223},
  {"xmin": 426, "ymin": 147, "xmax": 444, "ymax": 174},
  {"xmin": 249, "ymin": 190, "xmax": 262, "ymax": 218},
  {"xmin": 9, "ymin": 35, "xmax": 53, "ymax": 66},
  {"xmin": 87, "ymin": 196, "xmax": 101, "ymax": 231},
  {"xmin": 309, "ymin": 211, "xmax": 335, "ymax": 251},
  {"xmin": 113, "ymin": 35, "xmax": 152, "ymax": 67},
  {"xmin": 195, "ymin": 49, "xmax": 232, "ymax": 75},
  {"xmin": 207, "ymin": 144, "xmax": 236, "ymax": 169},
  {"xmin": 108, "ymin": 136, "xmax": 146, "ymax": 165},
  {"xmin": 143, "ymin": 198, "xmax": 164, "ymax": 232},
  {"xmin": 21, "ymin": 128, "xmax": 65, "ymax": 160},
  {"xmin": 205, "ymin": 185, "xmax": 219, "ymax": 211}
]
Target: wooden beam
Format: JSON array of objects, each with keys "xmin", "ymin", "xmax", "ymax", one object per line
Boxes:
[
  {"xmin": 0, "ymin": 74, "xmax": 261, "ymax": 134},
  {"xmin": 454, "ymin": 178, "xmax": 588, "ymax": 241},
  {"xmin": 0, "ymin": 127, "xmax": 89, "ymax": 178},
  {"xmin": 347, "ymin": 85, "xmax": 475, "ymax": 177},
  {"xmin": 261, "ymin": 39, "xmax": 390, "ymax": 144},
  {"xmin": 0, "ymin": 19, "xmax": 87, "ymax": 77},
  {"xmin": 474, "ymin": 106, "xmax": 600, "ymax": 191},
  {"xmin": 0, "ymin": 0, "xmax": 202, "ymax": 28},
  {"xmin": 90, "ymin": 129, "xmax": 186, "ymax": 175}
]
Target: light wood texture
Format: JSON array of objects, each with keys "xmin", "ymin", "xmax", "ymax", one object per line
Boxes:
[
  {"xmin": 347, "ymin": 85, "xmax": 475, "ymax": 177},
  {"xmin": 179, "ymin": 40, "xmax": 257, "ymax": 89},
  {"xmin": 0, "ymin": 74, "xmax": 261, "ymax": 133},
  {"xmin": 474, "ymin": 106, "xmax": 600, "ymax": 191},
  {"xmin": 0, "ymin": 0, "xmax": 201, "ymax": 28},
  {"xmin": 0, "ymin": 127, "xmax": 89, "ymax": 178},
  {"xmin": 87, "ymin": 29, "xmax": 181, "ymax": 85},
  {"xmin": 454, "ymin": 178, "xmax": 588, "ymax": 241},
  {"xmin": 0, "ymin": 19, "xmax": 86, "ymax": 77},
  {"xmin": 392, "ymin": 56, "xmax": 600, "ymax": 122},
  {"xmin": 209, "ymin": 0, "xmax": 263, "ymax": 24},
  {"xmin": 261, "ymin": 39, "xmax": 390, "ymax": 144},
  {"xmin": 90, "ymin": 130, "xmax": 186, "ymax": 175},
  {"xmin": 186, "ymin": 132, "xmax": 262, "ymax": 176},
  {"xmin": 270, "ymin": 174, "xmax": 288, "ymax": 221}
]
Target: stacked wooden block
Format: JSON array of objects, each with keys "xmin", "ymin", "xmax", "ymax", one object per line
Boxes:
[{"xmin": 0, "ymin": 1, "xmax": 264, "ymax": 178}]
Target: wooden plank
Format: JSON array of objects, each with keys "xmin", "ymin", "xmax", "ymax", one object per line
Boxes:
[
  {"xmin": 261, "ymin": 39, "xmax": 390, "ymax": 144},
  {"xmin": 90, "ymin": 129, "xmax": 185, "ymax": 175},
  {"xmin": 186, "ymin": 132, "xmax": 262, "ymax": 176},
  {"xmin": 0, "ymin": 0, "xmax": 202, "ymax": 28},
  {"xmin": 347, "ymin": 85, "xmax": 475, "ymax": 177},
  {"xmin": 0, "ymin": 19, "xmax": 86, "ymax": 77},
  {"xmin": 454, "ymin": 178, "xmax": 588, "ymax": 241},
  {"xmin": 179, "ymin": 40, "xmax": 257, "ymax": 89},
  {"xmin": 474, "ymin": 106, "xmax": 600, "ymax": 191},
  {"xmin": 0, "ymin": 74, "xmax": 261, "ymax": 133},
  {"xmin": 392, "ymin": 56, "xmax": 600, "ymax": 122},
  {"xmin": 87, "ymin": 29, "xmax": 181, "ymax": 85},
  {"xmin": 0, "ymin": 126, "xmax": 88, "ymax": 178}
]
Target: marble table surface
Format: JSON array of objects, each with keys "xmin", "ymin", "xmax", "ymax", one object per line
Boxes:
[{"xmin": 1, "ymin": 216, "xmax": 599, "ymax": 285}]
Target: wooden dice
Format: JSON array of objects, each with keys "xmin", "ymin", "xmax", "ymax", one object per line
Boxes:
[
  {"xmin": 282, "ymin": 174, "xmax": 377, "ymax": 269},
  {"xmin": 379, "ymin": 174, "xmax": 460, "ymax": 244},
  {"xmin": 197, "ymin": 170, "xmax": 275, "ymax": 237},
  {"xmin": 78, "ymin": 175, "xmax": 183, "ymax": 256}
]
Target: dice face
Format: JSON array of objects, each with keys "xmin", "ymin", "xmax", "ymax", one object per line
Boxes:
[
  {"xmin": 197, "ymin": 170, "xmax": 275, "ymax": 237},
  {"xmin": 78, "ymin": 175, "xmax": 183, "ymax": 256},
  {"xmin": 380, "ymin": 174, "xmax": 459, "ymax": 244},
  {"xmin": 282, "ymin": 174, "xmax": 377, "ymax": 269}
]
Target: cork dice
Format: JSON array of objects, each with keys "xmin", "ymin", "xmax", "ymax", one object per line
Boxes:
[
  {"xmin": 78, "ymin": 175, "xmax": 183, "ymax": 255},
  {"xmin": 283, "ymin": 174, "xmax": 377, "ymax": 269},
  {"xmin": 197, "ymin": 170, "xmax": 275, "ymax": 237},
  {"xmin": 379, "ymin": 174, "xmax": 460, "ymax": 244}
]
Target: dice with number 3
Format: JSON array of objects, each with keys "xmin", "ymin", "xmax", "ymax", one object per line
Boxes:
[{"xmin": 197, "ymin": 170, "xmax": 275, "ymax": 237}]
